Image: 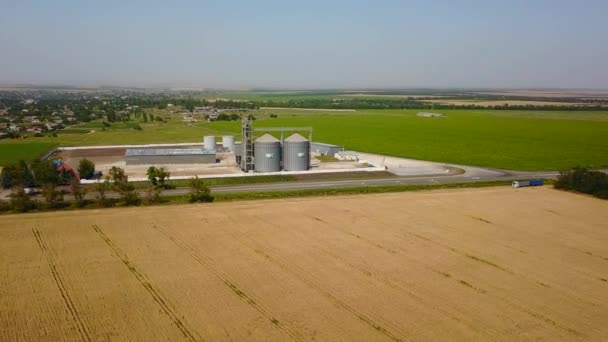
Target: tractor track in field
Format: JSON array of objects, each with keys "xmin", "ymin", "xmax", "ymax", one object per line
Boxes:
[
  {"xmin": 91, "ymin": 225, "xmax": 199, "ymax": 342},
  {"xmin": 225, "ymin": 217, "xmax": 408, "ymax": 342},
  {"xmin": 32, "ymin": 228, "xmax": 92, "ymax": 342},
  {"xmin": 306, "ymin": 212, "xmax": 589, "ymax": 340},
  {"xmin": 149, "ymin": 223, "xmax": 303, "ymax": 342},
  {"xmin": 256, "ymin": 214, "xmax": 505, "ymax": 342}
]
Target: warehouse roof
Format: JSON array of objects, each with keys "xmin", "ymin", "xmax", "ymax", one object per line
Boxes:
[{"xmin": 126, "ymin": 148, "xmax": 215, "ymax": 156}]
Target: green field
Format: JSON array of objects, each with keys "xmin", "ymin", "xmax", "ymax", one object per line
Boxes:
[
  {"xmin": 0, "ymin": 142, "xmax": 59, "ymax": 165},
  {"xmin": 1, "ymin": 109, "xmax": 607, "ymax": 170},
  {"xmin": 209, "ymin": 109, "xmax": 608, "ymax": 171}
]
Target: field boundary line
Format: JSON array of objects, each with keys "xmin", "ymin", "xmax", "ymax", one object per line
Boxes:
[
  {"xmin": 32, "ymin": 228, "xmax": 92, "ymax": 342},
  {"xmin": 91, "ymin": 225, "xmax": 200, "ymax": 342},
  {"xmin": 224, "ymin": 217, "xmax": 409, "ymax": 342},
  {"xmin": 149, "ymin": 223, "xmax": 303, "ymax": 342}
]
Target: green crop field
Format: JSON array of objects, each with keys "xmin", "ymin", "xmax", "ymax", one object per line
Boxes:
[
  {"xmin": 1, "ymin": 109, "xmax": 607, "ymax": 170},
  {"xmin": 0, "ymin": 142, "xmax": 59, "ymax": 165},
  {"xmin": 208, "ymin": 109, "xmax": 608, "ymax": 171}
]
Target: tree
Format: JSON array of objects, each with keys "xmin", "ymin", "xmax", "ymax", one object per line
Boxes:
[
  {"xmin": 17, "ymin": 160, "xmax": 35, "ymax": 187},
  {"xmin": 157, "ymin": 167, "xmax": 170, "ymax": 188},
  {"xmin": 0, "ymin": 164, "xmax": 17, "ymax": 189},
  {"xmin": 31, "ymin": 159, "xmax": 59, "ymax": 186},
  {"xmin": 554, "ymin": 167, "xmax": 608, "ymax": 199},
  {"xmin": 41, "ymin": 184, "xmax": 64, "ymax": 209},
  {"xmin": 147, "ymin": 166, "xmax": 170, "ymax": 188},
  {"xmin": 108, "ymin": 166, "xmax": 128, "ymax": 184},
  {"xmin": 108, "ymin": 166, "xmax": 140, "ymax": 206},
  {"xmin": 188, "ymin": 177, "xmax": 214, "ymax": 203},
  {"xmin": 77, "ymin": 159, "xmax": 95, "ymax": 180},
  {"xmin": 94, "ymin": 178, "xmax": 112, "ymax": 207},
  {"xmin": 70, "ymin": 177, "xmax": 87, "ymax": 207},
  {"xmin": 147, "ymin": 166, "xmax": 159, "ymax": 186}
]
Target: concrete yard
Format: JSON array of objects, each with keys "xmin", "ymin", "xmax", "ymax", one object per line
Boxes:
[
  {"xmin": 1, "ymin": 187, "xmax": 607, "ymax": 341},
  {"xmin": 56, "ymin": 145, "xmax": 381, "ymax": 180}
]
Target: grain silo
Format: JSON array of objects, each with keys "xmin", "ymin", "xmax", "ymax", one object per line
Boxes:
[
  {"xmin": 234, "ymin": 142, "xmax": 242, "ymax": 165},
  {"xmin": 254, "ymin": 134, "xmax": 281, "ymax": 172},
  {"xmin": 283, "ymin": 133, "xmax": 310, "ymax": 171},
  {"xmin": 222, "ymin": 135, "xmax": 235, "ymax": 152},
  {"xmin": 203, "ymin": 136, "xmax": 216, "ymax": 151}
]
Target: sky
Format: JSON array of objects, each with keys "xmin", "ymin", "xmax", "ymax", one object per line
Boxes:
[{"xmin": 0, "ymin": 0, "xmax": 607, "ymax": 89}]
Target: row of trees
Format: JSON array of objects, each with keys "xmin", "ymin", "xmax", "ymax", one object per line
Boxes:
[
  {"xmin": 254, "ymin": 98, "xmax": 608, "ymax": 111},
  {"xmin": 554, "ymin": 168, "xmax": 608, "ymax": 199},
  {"xmin": 0, "ymin": 158, "xmax": 97, "ymax": 189},
  {"xmin": 0, "ymin": 164, "xmax": 214, "ymax": 213}
]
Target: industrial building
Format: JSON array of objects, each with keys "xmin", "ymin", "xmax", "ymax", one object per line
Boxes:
[
  {"xmin": 125, "ymin": 148, "xmax": 216, "ymax": 165},
  {"xmin": 311, "ymin": 142, "xmax": 342, "ymax": 155}
]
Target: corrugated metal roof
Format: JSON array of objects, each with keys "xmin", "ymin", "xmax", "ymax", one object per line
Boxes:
[
  {"xmin": 311, "ymin": 142, "xmax": 340, "ymax": 147},
  {"xmin": 284, "ymin": 133, "xmax": 308, "ymax": 142},
  {"xmin": 255, "ymin": 133, "xmax": 279, "ymax": 143},
  {"xmin": 126, "ymin": 148, "xmax": 215, "ymax": 156}
]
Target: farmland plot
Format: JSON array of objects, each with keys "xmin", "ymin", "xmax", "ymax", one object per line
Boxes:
[{"xmin": 1, "ymin": 187, "xmax": 607, "ymax": 341}]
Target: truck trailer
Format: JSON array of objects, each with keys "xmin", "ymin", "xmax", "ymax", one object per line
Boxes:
[{"xmin": 512, "ymin": 179, "xmax": 544, "ymax": 188}]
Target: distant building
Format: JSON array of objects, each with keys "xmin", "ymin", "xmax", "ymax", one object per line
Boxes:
[
  {"xmin": 125, "ymin": 148, "xmax": 216, "ymax": 165},
  {"xmin": 417, "ymin": 112, "xmax": 445, "ymax": 118},
  {"xmin": 311, "ymin": 142, "xmax": 343, "ymax": 155}
]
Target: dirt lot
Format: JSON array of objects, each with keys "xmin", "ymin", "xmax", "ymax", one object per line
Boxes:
[{"xmin": 1, "ymin": 187, "xmax": 607, "ymax": 341}]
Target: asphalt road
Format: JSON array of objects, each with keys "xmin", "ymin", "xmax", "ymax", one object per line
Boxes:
[
  {"xmin": 100, "ymin": 170, "xmax": 560, "ymax": 199},
  {"xmin": 1, "ymin": 168, "xmax": 562, "ymax": 201},
  {"xmin": 201, "ymin": 170, "xmax": 560, "ymax": 194}
]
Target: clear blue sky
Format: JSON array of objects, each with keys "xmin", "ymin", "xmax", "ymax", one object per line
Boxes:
[{"xmin": 1, "ymin": 0, "xmax": 606, "ymax": 89}]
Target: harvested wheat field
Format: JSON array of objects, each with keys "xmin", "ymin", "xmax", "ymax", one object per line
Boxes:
[{"xmin": 1, "ymin": 187, "xmax": 608, "ymax": 341}]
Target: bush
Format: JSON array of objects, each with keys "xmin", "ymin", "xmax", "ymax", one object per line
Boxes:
[
  {"xmin": 144, "ymin": 186, "xmax": 163, "ymax": 204},
  {"xmin": 41, "ymin": 184, "xmax": 65, "ymax": 209},
  {"xmin": 188, "ymin": 177, "xmax": 214, "ymax": 203},
  {"xmin": 121, "ymin": 190, "xmax": 141, "ymax": 206},
  {"xmin": 0, "ymin": 199, "xmax": 10, "ymax": 213},
  {"xmin": 554, "ymin": 167, "xmax": 608, "ymax": 199},
  {"xmin": 9, "ymin": 187, "xmax": 39, "ymax": 212},
  {"xmin": 78, "ymin": 158, "xmax": 96, "ymax": 179},
  {"xmin": 70, "ymin": 178, "xmax": 87, "ymax": 207}
]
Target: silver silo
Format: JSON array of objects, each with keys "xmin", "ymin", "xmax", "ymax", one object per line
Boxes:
[
  {"xmin": 254, "ymin": 134, "xmax": 281, "ymax": 172},
  {"xmin": 234, "ymin": 142, "xmax": 242, "ymax": 157},
  {"xmin": 283, "ymin": 133, "xmax": 310, "ymax": 171},
  {"xmin": 222, "ymin": 135, "xmax": 235, "ymax": 152},
  {"xmin": 203, "ymin": 136, "xmax": 216, "ymax": 151}
]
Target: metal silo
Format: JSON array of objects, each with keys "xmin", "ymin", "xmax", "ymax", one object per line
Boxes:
[
  {"xmin": 203, "ymin": 136, "xmax": 216, "ymax": 151},
  {"xmin": 283, "ymin": 133, "xmax": 310, "ymax": 171},
  {"xmin": 222, "ymin": 135, "xmax": 235, "ymax": 152},
  {"xmin": 234, "ymin": 142, "xmax": 242, "ymax": 157},
  {"xmin": 254, "ymin": 134, "xmax": 281, "ymax": 172}
]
